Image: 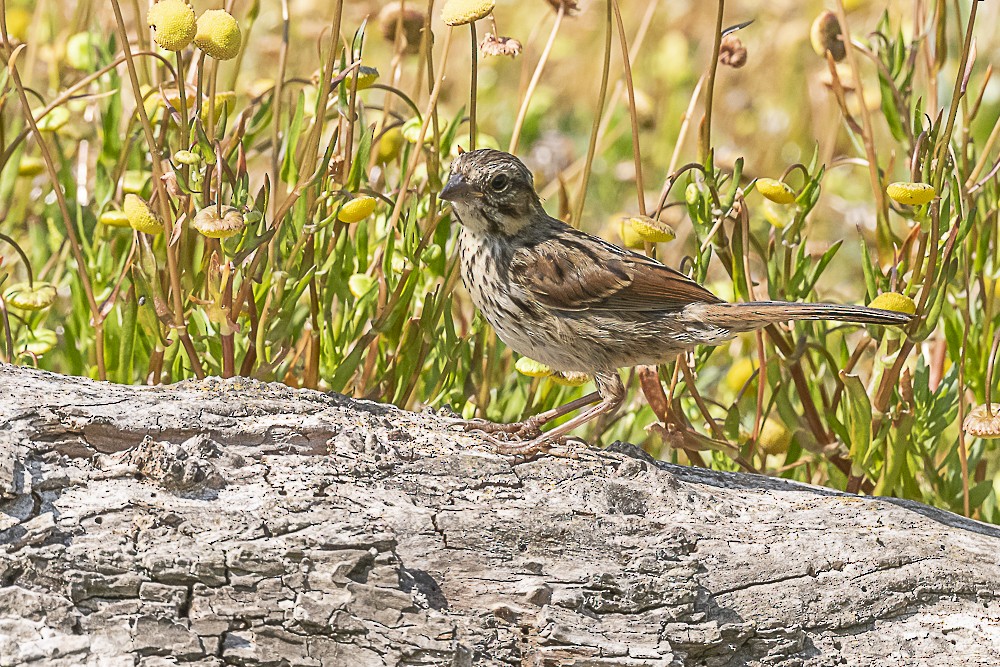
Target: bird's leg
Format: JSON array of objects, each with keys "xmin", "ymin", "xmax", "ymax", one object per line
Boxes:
[
  {"xmin": 491, "ymin": 372, "xmax": 626, "ymax": 457},
  {"xmin": 457, "ymin": 390, "xmax": 602, "ymax": 439}
]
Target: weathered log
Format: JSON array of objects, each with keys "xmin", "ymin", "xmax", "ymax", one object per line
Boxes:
[{"xmin": 0, "ymin": 363, "xmax": 998, "ymax": 666}]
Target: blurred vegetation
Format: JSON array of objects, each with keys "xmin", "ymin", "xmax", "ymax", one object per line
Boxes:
[{"xmin": 2, "ymin": 0, "xmax": 1000, "ymax": 521}]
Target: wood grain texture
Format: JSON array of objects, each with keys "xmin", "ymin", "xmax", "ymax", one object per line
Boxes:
[{"xmin": 0, "ymin": 364, "xmax": 998, "ymax": 666}]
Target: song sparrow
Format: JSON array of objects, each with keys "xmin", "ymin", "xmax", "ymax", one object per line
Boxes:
[{"xmin": 440, "ymin": 148, "xmax": 912, "ymax": 455}]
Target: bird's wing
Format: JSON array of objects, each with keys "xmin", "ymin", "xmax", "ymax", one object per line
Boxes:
[{"xmin": 510, "ymin": 229, "xmax": 722, "ymax": 312}]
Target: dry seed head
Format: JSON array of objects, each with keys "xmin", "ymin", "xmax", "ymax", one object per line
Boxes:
[
  {"xmin": 544, "ymin": 0, "xmax": 581, "ymax": 15},
  {"xmin": 886, "ymin": 182, "xmax": 936, "ymax": 206},
  {"xmin": 755, "ymin": 178, "xmax": 796, "ymax": 205},
  {"xmin": 810, "ymin": 10, "xmax": 845, "ymax": 62},
  {"xmin": 338, "ymin": 196, "xmax": 378, "ymax": 224},
  {"xmin": 4, "ymin": 282, "xmax": 57, "ymax": 311},
  {"xmin": 480, "ymin": 33, "xmax": 522, "ymax": 58},
  {"xmin": 627, "ymin": 215, "xmax": 676, "ymax": 243},
  {"xmin": 194, "ymin": 9, "xmax": 242, "ymax": 60},
  {"xmin": 192, "ymin": 205, "xmax": 245, "ymax": 239},
  {"xmin": 378, "ymin": 2, "xmax": 426, "ymax": 55},
  {"xmin": 99, "ymin": 210, "xmax": 131, "ymax": 228},
  {"xmin": 964, "ymin": 405, "xmax": 1000, "ymax": 439},
  {"xmin": 123, "ymin": 194, "xmax": 163, "ymax": 235},
  {"xmin": 868, "ymin": 292, "xmax": 916, "ymax": 315},
  {"xmin": 515, "ymin": 357, "xmax": 553, "ymax": 378},
  {"xmin": 441, "ymin": 0, "xmax": 495, "ymax": 26},
  {"xmin": 148, "ymin": 0, "xmax": 196, "ymax": 51},
  {"xmin": 719, "ymin": 34, "xmax": 747, "ymax": 68}
]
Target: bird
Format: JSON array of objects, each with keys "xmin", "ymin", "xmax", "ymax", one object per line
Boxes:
[{"xmin": 439, "ymin": 148, "xmax": 913, "ymax": 456}]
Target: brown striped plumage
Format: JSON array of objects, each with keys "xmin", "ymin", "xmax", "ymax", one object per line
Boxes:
[{"xmin": 442, "ymin": 149, "xmax": 913, "ymax": 454}]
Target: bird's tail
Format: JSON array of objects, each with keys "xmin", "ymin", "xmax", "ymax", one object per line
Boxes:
[{"xmin": 693, "ymin": 301, "xmax": 913, "ymax": 333}]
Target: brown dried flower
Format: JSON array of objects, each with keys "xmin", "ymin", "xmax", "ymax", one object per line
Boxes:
[
  {"xmin": 377, "ymin": 2, "xmax": 427, "ymax": 55},
  {"xmin": 544, "ymin": 0, "xmax": 580, "ymax": 16},
  {"xmin": 810, "ymin": 10, "xmax": 845, "ymax": 62},
  {"xmin": 963, "ymin": 404, "xmax": 1000, "ymax": 439},
  {"xmin": 480, "ymin": 33, "xmax": 522, "ymax": 58},
  {"xmin": 719, "ymin": 34, "xmax": 747, "ymax": 68}
]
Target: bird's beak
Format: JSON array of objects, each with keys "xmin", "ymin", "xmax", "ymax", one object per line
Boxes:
[{"xmin": 440, "ymin": 174, "xmax": 478, "ymax": 202}]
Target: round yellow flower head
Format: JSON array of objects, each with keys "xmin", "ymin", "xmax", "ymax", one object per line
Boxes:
[
  {"xmin": 868, "ymin": 292, "xmax": 916, "ymax": 315},
  {"xmin": 18, "ymin": 157, "xmax": 44, "ymax": 178},
  {"xmin": 515, "ymin": 357, "xmax": 552, "ymax": 378},
  {"xmin": 755, "ymin": 178, "xmax": 796, "ymax": 205},
  {"xmin": 348, "ymin": 274, "xmax": 377, "ymax": 298},
  {"xmin": 886, "ymin": 182, "xmax": 936, "ymax": 206},
  {"xmin": 757, "ymin": 418, "xmax": 792, "ymax": 455},
  {"xmin": 4, "ymin": 282, "xmax": 57, "ymax": 311},
  {"xmin": 148, "ymin": 0, "xmax": 197, "ymax": 52},
  {"xmin": 194, "ymin": 9, "xmax": 242, "ymax": 60},
  {"xmin": 124, "ymin": 194, "xmax": 163, "ymax": 235},
  {"xmin": 192, "ymin": 205, "xmax": 245, "ymax": 239},
  {"xmin": 338, "ymin": 196, "xmax": 377, "ymax": 223},
  {"xmin": 99, "ymin": 210, "xmax": 131, "ymax": 228},
  {"xmin": 627, "ymin": 215, "xmax": 676, "ymax": 243},
  {"xmin": 441, "ymin": 0, "xmax": 495, "ymax": 26},
  {"xmin": 963, "ymin": 404, "xmax": 1000, "ymax": 439}
]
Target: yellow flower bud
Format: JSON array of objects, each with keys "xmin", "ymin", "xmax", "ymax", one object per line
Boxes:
[
  {"xmin": 515, "ymin": 357, "xmax": 553, "ymax": 378},
  {"xmin": 123, "ymin": 194, "xmax": 163, "ymax": 235},
  {"xmin": 192, "ymin": 205, "xmax": 245, "ymax": 239},
  {"xmin": 99, "ymin": 210, "xmax": 131, "ymax": 228},
  {"xmin": 627, "ymin": 215, "xmax": 676, "ymax": 243},
  {"xmin": 4, "ymin": 282, "xmax": 57, "ymax": 311},
  {"xmin": 148, "ymin": 0, "xmax": 197, "ymax": 52},
  {"xmin": 20, "ymin": 328, "xmax": 58, "ymax": 356},
  {"xmin": 338, "ymin": 196, "xmax": 377, "ymax": 223},
  {"xmin": 355, "ymin": 66, "xmax": 379, "ymax": 90},
  {"xmin": 348, "ymin": 273, "xmax": 377, "ymax": 298},
  {"xmin": 376, "ymin": 126, "xmax": 403, "ymax": 163},
  {"xmin": 441, "ymin": 0, "xmax": 495, "ymax": 26},
  {"xmin": 757, "ymin": 418, "xmax": 792, "ymax": 455},
  {"xmin": 755, "ymin": 178, "xmax": 796, "ymax": 205},
  {"xmin": 123, "ymin": 170, "xmax": 150, "ymax": 195},
  {"xmin": 868, "ymin": 292, "xmax": 917, "ymax": 315},
  {"xmin": 551, "ymin": 371, "xmax": 590, "ymax": 387},
  {"xmin": 724, "ymin": 357, "xmax": 755, "ymax": 394},
  {"xmin": 18, "ymin": 157, "xmax": 44, "ymax": 178},
  {"xmin": 36, "ymin": 107, "xmax": 70, "ymax": 132},
  {"xmin": 173, "ymin": 149, "xmax": 202, "ymax": 166},
  {"xmin": 886, "ymin": 182, "xmax": 936, "ymax": 206},
  {"xmin": 194, "ymin": 9, "xmax": 242, "ymax": 60}
]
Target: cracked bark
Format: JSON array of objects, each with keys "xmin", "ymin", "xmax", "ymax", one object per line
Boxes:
[{"xmin": 0, "ymin": 364, "xmax": 998, "ymax": 666}]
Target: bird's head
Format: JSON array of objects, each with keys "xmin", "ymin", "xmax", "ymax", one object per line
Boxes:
[{"xmin": 440, "ymin": 148, "xmax": 543, "ymax": 235}]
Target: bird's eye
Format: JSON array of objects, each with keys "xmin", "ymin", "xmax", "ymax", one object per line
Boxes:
[{"xmin": 490, "ymin": 174, "xmax": 510, "ymax": 192}]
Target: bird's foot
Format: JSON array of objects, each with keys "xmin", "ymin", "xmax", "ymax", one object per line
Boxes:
[{"xmin": 442, "ymin": 415, "xmax": 576, "ymax": 459}]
